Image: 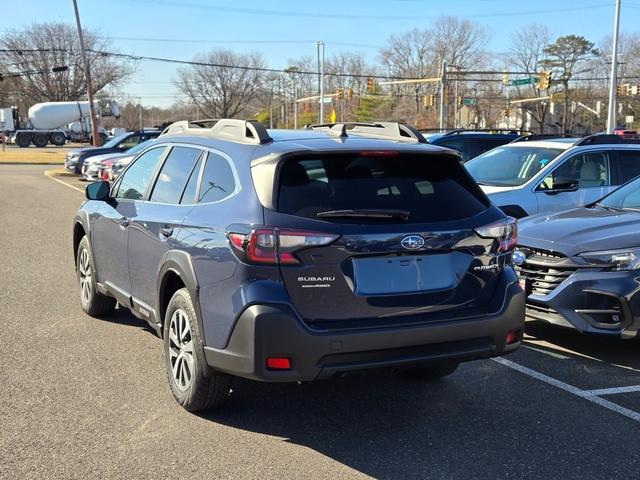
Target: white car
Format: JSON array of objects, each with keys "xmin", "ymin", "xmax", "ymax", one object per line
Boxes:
[
  {"xmin": 465, "ymin": 134, "xmax": 640, "ymax": 218},
  {"xmin": 81, "ymin": 139, "xmax": 156, "ymax": 181}
]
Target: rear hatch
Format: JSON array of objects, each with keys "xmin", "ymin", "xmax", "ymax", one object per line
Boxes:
[{"xmin": 250, "ymin": 150, "xmax": 514, "ymax": 329}]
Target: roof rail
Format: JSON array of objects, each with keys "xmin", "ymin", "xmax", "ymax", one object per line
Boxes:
[
  {"xmin": 307, "ymin": 122, "xmax": 427, "ymax": 143},
  {"xmin": 160, "ymin": 119, "xmax": 272, "ymax": 144},
  {"xmin": 442, "ymin": 128, "xmax": 532, "ymax": 136},
  {"xmin": 510, "ymin": 133, "xmax": 582, "ymax": 143},
  {"xmin": 573, "ymin": 133, "xmax": 640, "ymax": 146}
]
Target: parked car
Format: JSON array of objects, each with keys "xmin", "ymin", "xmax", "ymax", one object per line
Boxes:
[
  {"xmin": 73, "ymin": 119, "xmax": 524, "ymax": 411},
  {"xmin": 465, "ymin": 134, "xmax": 640, "ymax": 218},
  {"xmin": 421, "ymin": 129, "xmax": 525, "ymax": 162},
  {"xmin": 66, "ymin": 129, "xmax": 161, "ymax": 174},
  {"xmin": 515, "ymin": 175, "xmax": 640, "ymax": 338},
  {"xmin": 81, "ymin": 139, "xmax": 157, "ymax": 181}
]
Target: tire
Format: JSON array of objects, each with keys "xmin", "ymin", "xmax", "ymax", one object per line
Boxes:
[
  {"xmin": 15, "ymin": 133, "xmax": 30, "ymax": 148},
  {"xmin": 50, "ymin": 131, "xmax": 66, "ymax": 146},
  {"xmin": 403, "ymin": 360, "xmax": 460, "ymax": 381},
  {"xmin": 164, "ymin": 288, "xmax": 232, "ymax": 412},
  {"xmin": 76, "ymin": 236, "xmax": 116, "ymax": 317},
  {"xmin": 33, "ymin": 134, "xmax": 48, "ymax": 147}
]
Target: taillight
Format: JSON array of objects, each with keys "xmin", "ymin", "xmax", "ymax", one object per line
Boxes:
[
  {"xmin": 474, "ymin": 217, "xmax": 518, "ymax": 253},
  {"xmin": 228, "ymin": 228, "xmax": 339, "ymax": 265}
]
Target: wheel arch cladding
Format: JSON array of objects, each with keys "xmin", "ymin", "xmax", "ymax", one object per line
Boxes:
[
  {"xmin": 73, "ymin": 221, "xmax": 87, "ymax": 266},
  {"xmin": 157, "ymin": 250, "xmax": 201, "ymax": 338}
]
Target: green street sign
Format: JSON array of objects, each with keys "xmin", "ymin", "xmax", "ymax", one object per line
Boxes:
[
  {"xmin": 462, "ymin": 98, "xmax": 477, "ymax": 106},
  {"xmin": 512, "ymin": 77, "xmax": 538, "ymax": 86}
]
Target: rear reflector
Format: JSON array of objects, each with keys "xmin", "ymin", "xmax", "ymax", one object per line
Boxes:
[
  {"xmin": 266, "ymin": 357, "xmax": 292, "ymax": 370},
  {"xmin": 506, "ymin": 329, "xmax": 521, "ymax": 345}
]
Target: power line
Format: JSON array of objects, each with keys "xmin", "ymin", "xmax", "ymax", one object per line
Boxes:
[{"xmin": 129, "ymin": 0, "xmax": 614, "ymax": 21}]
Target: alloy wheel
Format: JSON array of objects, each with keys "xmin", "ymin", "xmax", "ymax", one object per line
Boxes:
[
  {"xmin": 168, "ymin": 309, "xmax": 195, "ymax": 392},
  {"xmin": 78, "ymin": 248, "xmax": 92, "ymax": 305}
]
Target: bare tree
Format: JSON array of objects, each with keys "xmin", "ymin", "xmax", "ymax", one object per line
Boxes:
[
  {"xmin": 175, "ymin": 49, "xmax": 267, "ymax": 119},
  {"xmin": 542, "ymin": 35, "xmax": 599, "ymax": 132},
  {"xmin": 508, "ymin": 24, "xmax": 552, "ymax": 133},
  {"xmin": 379, "ymin": 18, "xmax": 488, "ymax": 126},
  {"xmin": 0, "ymin": 23, "xmax": 132, "ymax": 108}
]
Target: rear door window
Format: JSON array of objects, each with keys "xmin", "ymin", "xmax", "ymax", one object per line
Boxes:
[
  {"xmin": 149, "ymin": 146, "xmax": 202, "ymax": 204},
  {"xmin": 614, "ymin": 150, "xmax": 640, "ymax": 183},
  {"xmin": 277, "ymin": 153, "xmax": 489, "ymax": 223}
]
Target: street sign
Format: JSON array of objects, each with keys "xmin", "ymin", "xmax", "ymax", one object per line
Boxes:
[
  {"xmin": 512, "ymin": 77, "xmax": 537, "ymax": 86},
  {"xmin": 462, "ymin": 98, "xmax": 477, "ymax": 106},
  {"xmin": 318, "ymin": 97, "xmax": 333, "ymax": 104}
]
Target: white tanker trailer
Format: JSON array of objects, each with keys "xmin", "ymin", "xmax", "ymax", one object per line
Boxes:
[{"xmin": 0, "ymin": 99, "xmax": 120, "ymax": 147}]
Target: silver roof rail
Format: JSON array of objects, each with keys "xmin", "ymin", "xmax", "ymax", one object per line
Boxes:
[
  {"xmin": 160, "ymin": 119, "xmax": 272, "ymax": 144},
  {"xmin": 307, "ymin": 122, "xmax": 426, "ymax": 144}
]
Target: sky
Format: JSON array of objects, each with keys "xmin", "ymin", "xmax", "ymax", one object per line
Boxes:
[{"xmin": 2, "ymin": 0, "xmax": 640, "ymax": 107}]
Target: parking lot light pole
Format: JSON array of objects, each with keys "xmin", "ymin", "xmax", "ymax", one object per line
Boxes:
[
  {"xmin": 607, "ymin": 0, "xmax": 622, "ymax": 133},
  {"xmin": 317, "ymin": 41, "xmax": 325, "ymax": 124},
  {"xmin": 72, "ymin": 0, "xmax": 101, "ymax": 146}
]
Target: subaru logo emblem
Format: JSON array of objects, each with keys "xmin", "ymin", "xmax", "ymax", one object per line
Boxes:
[
  {"xmin": 512, "ymin": 250, "xmax": 527, "ymax": 266},
  {"xmin": 401, "ymin": 235, "xmax": 425, "ymax": 250}
]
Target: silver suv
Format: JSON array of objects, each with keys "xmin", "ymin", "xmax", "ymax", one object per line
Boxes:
[{"xmin": 465, "ymin": 134, "xmax": 640, "ymax": 218}]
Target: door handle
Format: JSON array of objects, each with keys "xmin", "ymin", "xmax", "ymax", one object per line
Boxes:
[
  {"xmin": 116, "ymin": 217, "xmax": 129, "ymax": 227},
  {"xmin": 160, "ymin": 226, "xmax": 174, "ymax": 238}
]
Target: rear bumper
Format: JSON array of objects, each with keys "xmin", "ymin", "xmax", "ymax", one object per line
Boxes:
[
  {"xmin": 204, "ymin": 281, "xmax": 525, "ymax": 382},
  {"xmin": 524, "ymin": 270, "xmax": 640, "ymax": 339}
]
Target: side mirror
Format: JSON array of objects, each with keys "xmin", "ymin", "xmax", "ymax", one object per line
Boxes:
[
  {"xmin": 86, "ymin": 181, "xmax": 110, "ymax": 201},
  {"xmin": 542, "ymin": 177, "xmax": 579, "ymax": 194}
]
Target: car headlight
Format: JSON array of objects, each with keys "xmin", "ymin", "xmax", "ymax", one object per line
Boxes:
[{"xmin": 578, "ymin": 248, "xmax": 640, "ymax": 271}]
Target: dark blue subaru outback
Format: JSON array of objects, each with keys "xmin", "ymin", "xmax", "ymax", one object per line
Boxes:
[{"xmin": 73, "ymin": 120, "xmax": 525, "ymax": 411}]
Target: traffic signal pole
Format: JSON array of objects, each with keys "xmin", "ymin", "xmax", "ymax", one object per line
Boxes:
[
  {"xmin": 607, "ymin": 0, "xmax": 622, "ymax": 133},
  {"xmin": 439, "ymin": 60, "xmax": 447, "ymax": 130}
]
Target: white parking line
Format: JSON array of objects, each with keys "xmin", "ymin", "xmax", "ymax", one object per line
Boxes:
[
  {"xmin": 583, "ymin": 385, "xmax": 640, "ymax": 396},
  {"xmin": 493, "ymin": 357, "xmax": 640, "ymax": 423},
  {"xmin": 45, "ymin": 172, "xmax": 84, "ymax": 193}
]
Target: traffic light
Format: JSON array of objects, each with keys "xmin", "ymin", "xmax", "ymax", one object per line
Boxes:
[
  {"xmin": 502, "ymin": 71, "xmax": 510, "ymax": 86},
  {"xmin": 336, "ymin": 88, "xmax": 344, "ymax": 100},
  {"xmin": 366, "ymin": 77, "xmax": 375, "ymax": 93},
  {"xmin": 616, "ymin": 84, "xmax": 623, "ymax": 96},
  {"xmin": 347, "ymin": 87, "xmax": 354, "ymax": 100},
  {"xmin": 456, "ymin": 96, "xmax": 463, "ymax": 106},
  {"xmin": 538, "ymin": 71, "xmax": 551, "ymax": 90}
]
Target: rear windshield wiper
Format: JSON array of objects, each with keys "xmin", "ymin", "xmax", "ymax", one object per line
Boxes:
[{"xmin": 317, "ymin": 209, "xmax": 410, "ymax": 221}]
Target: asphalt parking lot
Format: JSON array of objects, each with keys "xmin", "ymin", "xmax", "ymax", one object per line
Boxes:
[{"xmin": 2, "ymin": 165, "xmax": 640, "ymax": 479}]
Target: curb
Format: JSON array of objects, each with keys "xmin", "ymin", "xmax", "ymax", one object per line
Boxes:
[
  {"xmin": 44, "ymin": 168, "xmax": 79, "ymax": 178},
  {"xmin": 0, "ymin": 162, "xmax": 66, "ymax": 165}
]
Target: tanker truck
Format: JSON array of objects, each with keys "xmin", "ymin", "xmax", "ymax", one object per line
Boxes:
[{"xmin": 0, "ymin": 99, "xmax": 121, "ymax": 147}]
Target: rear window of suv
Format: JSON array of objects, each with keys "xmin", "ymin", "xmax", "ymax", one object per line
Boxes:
[{"xmin": 277, "ymin": 152, "xmax": 489, "ymax": 223}]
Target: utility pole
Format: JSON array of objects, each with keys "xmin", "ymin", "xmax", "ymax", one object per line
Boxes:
[
  {"xmin": 439, "ymin": 60, "xmax": 447, "ymax": 130},
  {"xmin": 72, "ymin": 0, "xmax": 101, "ymax": 146},
  {"xmin": 607, "ymin": 0, "xmax": 622, "ymax": 133},
  {"xmin": 317, "ymin": 41, "xmax": 325, "ymax": 124},
  {"xmin": 137, "ymin": 97, "xmax": 142, "ymax": 130}
]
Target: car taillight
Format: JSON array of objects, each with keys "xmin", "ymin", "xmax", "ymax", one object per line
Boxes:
[
  {"xmin": 228, "ymin": 228, "xmax": 339, "ymax": 265},
  {"xmin": 474, "ymin": 217, "xmax": 517, "ymax": 253}
]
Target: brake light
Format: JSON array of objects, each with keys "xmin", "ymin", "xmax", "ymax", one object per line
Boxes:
[
  {"xmin": 228, "ymin": 228, "xmax": 339, "ymax": 265},
  {"xmin": 360, "ymin": 150, "xmax": 399, "ymax": 156},
  {"xmin": 474, "ymin": 217, "xmax": 518, "ymax": 253}
]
